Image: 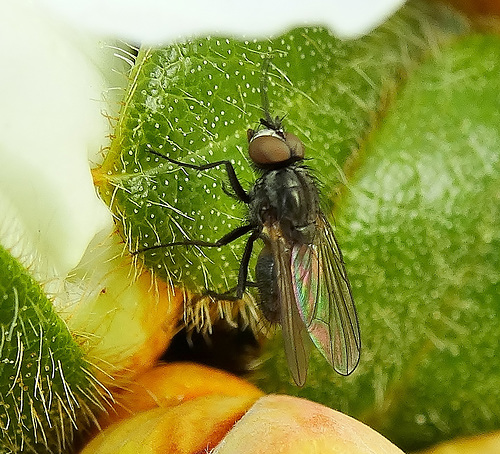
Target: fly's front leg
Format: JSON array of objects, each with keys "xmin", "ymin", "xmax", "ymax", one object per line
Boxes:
[{"xmin": 146, "ymin": 148, "xmax": 250, "ymax": 203}]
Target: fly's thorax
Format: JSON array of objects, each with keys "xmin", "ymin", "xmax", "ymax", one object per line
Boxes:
[{"xmin": 249, "ymin": 165, "xmax": 320, "ymax": 244}]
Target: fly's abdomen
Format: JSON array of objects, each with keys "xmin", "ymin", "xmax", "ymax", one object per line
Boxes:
[{"xmin": 255, "ymin": 244, "xmax": 280, "ymax": 323}]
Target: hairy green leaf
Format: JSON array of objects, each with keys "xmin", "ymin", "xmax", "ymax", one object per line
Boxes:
[{"xmin": 0, "ymin": 245, "xmax": 104, "ymax": 453}]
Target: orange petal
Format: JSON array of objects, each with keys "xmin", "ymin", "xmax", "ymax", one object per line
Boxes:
[
  {"xmin": 102, "ymin": 362, "xmax": 264, "ymax": 427},
  {"xmin": 81, "ymin": 394, "xmax": 258, "ymax": 454}
]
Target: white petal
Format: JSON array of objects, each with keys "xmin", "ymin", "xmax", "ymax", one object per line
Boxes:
[
  {"xmin": 0, "ymin": 1, "xmax": 114, "ymax": 278},
  {"xmin": 40, "ymin": 0, "xmax": 406, "ymax": 44},
  {"xmin": 318, "ymin": 0, "xmax": 408, "ymax": 38}
]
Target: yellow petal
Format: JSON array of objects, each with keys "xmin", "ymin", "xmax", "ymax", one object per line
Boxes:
[
  {"xmin": 417, "ymin": 430, "xmax": 500, "ymax": 454},
  {"xmin": 213, "ymin": 394, "xmax": 404, "ymax": 454},
  {"xmin": 67, "ymin": 234, "xmax": 183, "ymax": 383}
]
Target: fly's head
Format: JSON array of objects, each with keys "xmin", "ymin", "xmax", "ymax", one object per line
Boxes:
[{"xmin": 247, "ymin": 117, "xmax": 305, "ymax": 168}]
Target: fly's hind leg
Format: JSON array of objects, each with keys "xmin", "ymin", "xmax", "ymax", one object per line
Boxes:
[
  {"xmin": 204, "ymin": 229, "xmax": 260, "ymax": 301},
  {"xmin": 134, "ymin": 223, "xmax": 260, "ymax": 301}
]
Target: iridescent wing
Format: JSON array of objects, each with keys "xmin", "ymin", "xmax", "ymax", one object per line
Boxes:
[
  {"xmin": 291, "ymin": 213, "xmax": 361, "ymax": 375},
  {"xmin": 266, "ymin": 224, "xmax": 311, "ymax": 386}
]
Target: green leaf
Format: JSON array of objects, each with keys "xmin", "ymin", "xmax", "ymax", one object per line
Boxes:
[
  {"xmin": 0, "ymin": 245, "xmax": 104, "ymax": 453},
  {"xmin": 97, "ymin": 2, "xmax": 464, "ymax": 298}
]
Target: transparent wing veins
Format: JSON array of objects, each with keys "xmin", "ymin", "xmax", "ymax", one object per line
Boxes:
[
  {"xmin": 292, "ymin": 213, "xmax": 361, "ymax": 375},
  {"xmin": 268, "ymin": 228, "xmax": 311, "ymax": 386}
]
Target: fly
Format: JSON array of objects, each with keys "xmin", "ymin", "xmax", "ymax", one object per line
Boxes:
[{"xmin": 136, "ymin": 63, "xmax": 361, "ymax": 386}]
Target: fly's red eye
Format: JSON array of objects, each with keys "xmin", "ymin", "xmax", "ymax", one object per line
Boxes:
[
  {"xmin": 248, "ymin": 128, "xmax": 306, "ymax": 167},
  {"xmin": 248, "ymin": 135, "xmax": 292, "ymax": 166}
]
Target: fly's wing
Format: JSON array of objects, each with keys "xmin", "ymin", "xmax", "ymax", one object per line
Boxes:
[
  {"xmin": 291, "ymin": 213, "xmax": 361, "ymax": 375},
  {"xmin": 267, "ymin": 224, "xmax": 311, "ymax": 386}
]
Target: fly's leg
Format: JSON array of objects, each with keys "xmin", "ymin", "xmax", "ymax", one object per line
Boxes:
[
  {"xmin": 204, "ymin": 281, "xmax": 259, "ymax": 300},
  {"xmin": 133, "ymin": 224, "xmax": 254, "ymax": 254},
  {"xmin": 204, "ymin": 229, "xmax": 260, "ymax": 300},
  {"xmin": 146, "ymin": 148, "xmax": 250, "ymax": 203},
  {"xmin": 137, "ymin": 147, "xmax": 257, "ymax": 300},
  {"xmin": 134, "ymin": 224, "xmax": 259, "ymax": 301}
]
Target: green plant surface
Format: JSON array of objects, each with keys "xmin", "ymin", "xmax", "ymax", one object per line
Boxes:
[
  {"xmin": 95, "ymin": 1, "xmax": 500, "ymax": 451},
  {"xmin": 0, "ymin": 245, "xmax": 104, "ymax": 453}
]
